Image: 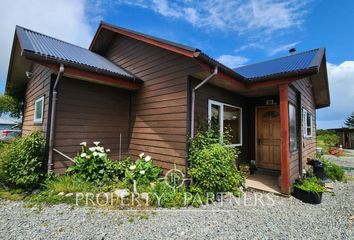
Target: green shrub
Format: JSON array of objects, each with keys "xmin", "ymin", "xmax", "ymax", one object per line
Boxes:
[
  {"xmin": 45, "ymin": 175, "xmax": 98, "ymax": 194},
  {"xmin": 0, "ymin": 131, "xmax": 45, "ymax": 189},
  {"xmin": 188, "ymin": 127, "xmax": 243, "ymax": 197},
  {"xmin": 317, "ymin": 133, "xmax": 339, "ymax": 153},
  {"xmin": 322, "ymin": 160, "xmax": 345, "ymax": 181},
  {"xmin": 294, "ymin": 177, "xmax": 326, "ymax": 193},
  {"xmin": 146, "ymin": 180, "xmax": 204, "ymax": 208},
  {"xmin": 125, "ymin": 153, "xmax": 163, "ymax": 186},
  {"xmin": 67, "ymin": 141, "xmax": 130, "ymax": 185}
]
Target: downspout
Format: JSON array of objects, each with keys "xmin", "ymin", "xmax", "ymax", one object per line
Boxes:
[
  {"xmin": 190, "ymin": 66, "xmax": 218, "ymax": 138},
  {"xmin": 48, "ymin": 63, "xmax": 65, "ymax": 173}
]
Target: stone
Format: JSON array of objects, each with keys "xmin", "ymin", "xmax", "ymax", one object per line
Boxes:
[
  {"xmin": 65, "ymin": 193, "xmax": 74, "ymax": 197},
  {"xmin": 58, "ymin": 192, "xmax": 65, "ymax": 196},
  {"xmin": 325, "ymin": 182, "xmax": 334, "ymax": 190},
  {"xmin": 114, "ymin": 189, "xmax": 130, "ymax": 198},
  {"xmin": 31, "ymin": 189, "xmax": 41, "ymax": 195}
]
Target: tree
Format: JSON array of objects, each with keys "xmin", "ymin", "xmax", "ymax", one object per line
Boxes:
[
  {"xmin": 344, "ymin": 112, "xmax": 354, "ymax": 128},
  {"xmin": 0, "ymin": 94, "xmax": 21, "ymax": 118}
]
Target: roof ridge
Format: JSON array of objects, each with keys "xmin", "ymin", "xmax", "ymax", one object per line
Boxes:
[
  {"xmin": 99, "ymin": 21, "xmax": 199, "ymax": 53},
  {"xmin": 235, "ymin": 48, "xmax": 322, "ymax": 70},
  {"xmin": 16, "ymin": 25, "xmax": 89, "ymax": 51}
]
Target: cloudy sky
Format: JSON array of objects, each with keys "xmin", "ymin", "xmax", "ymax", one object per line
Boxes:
[{"xmin": 0, "ymin": 0, "xmax": 353, "ymax": 129}]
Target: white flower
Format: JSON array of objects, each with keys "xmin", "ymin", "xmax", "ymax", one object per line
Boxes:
[
  {"xmin": 80, "ymin": 153, "xmax": 87, "ymax": 158},
  {"xmin": 89, "ymin": 147, "xmax": 96, "ymax": 152},
  {"xmin": 85, "ymin": 155, "xmax": 91, "ymax": 159},
  {"xmin": 106, "ymin": 149, "xmax": 111, "ymax": 152},
  {"xmin": 129, "ymin": 165, "xmax": 136, "ymax": 170},
  {"xmin": 139, "ymin": 170, "xmax": 145, "ymax": 175},
  {"xmin": 139, "ymin": 153, "xmax": 144, "ymax": 158},
  {"xmin": 98, "ymin": 147, "xmax": 105, "ymax": 153},
  {"xmin": 93, "ymin": 141, "xmax": 100, "ymax": 146},
  {"xmin": 80, "ymin": 142, "xmax": 87, "ymax": 147},
  {"xmin": 98, "ymin": 153, "xmax": 105, "ymax": 158},
  {"xmin": 93, "ymin": 152, "xmax": 98, "ymax": 157},
  {"xmin": 144, "ymin": 156, "xmax": 151, "ymax": 162}
]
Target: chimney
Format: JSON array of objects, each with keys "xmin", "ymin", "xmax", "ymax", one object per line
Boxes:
[{"xmin": 289, "ymin": 48, "xmax": 296, "ymax": 55}]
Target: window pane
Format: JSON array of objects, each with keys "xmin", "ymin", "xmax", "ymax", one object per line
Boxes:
[
  {"xmin": 223, "ymin": 105, "xmax": 241, "ymax": 145},
  {"xmin": 289, "ymin": 104, "xmax": 297, "ymax": 150},
  {"xmin": 210, "ymin": 104, "xmax": 220, "ymax": 133},
  {"xmin": 35, "ymin": 100, "xmax": 43, "ymax": 120},
  {"xmin": 306, "ymin": 112, "xmax": 312, "ymax": 136}
]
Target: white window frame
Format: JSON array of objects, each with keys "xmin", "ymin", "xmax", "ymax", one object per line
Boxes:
[
  {"xmin": 34, "ymin": 96, "xmax": 45, "ymax": 124},
  {"xmin": 208, "ymin": 100, "xmax": 242, "ymax": 147},
  {"xmin": 303, "ymin": 108, "xmax": 313, "ymax": 138}
]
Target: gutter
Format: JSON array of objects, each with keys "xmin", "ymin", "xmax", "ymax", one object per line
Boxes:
[
  {"xmin": 190, "ymin": 66, "xmax": 218, "ymax": 138},
  {"xmin": 47, "ymin": 63, "xmax": 64, "ymax": 173}
]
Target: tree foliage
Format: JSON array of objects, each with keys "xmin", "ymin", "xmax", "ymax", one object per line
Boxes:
[
  {"xmin": 344, "ymin": 112, "xmax": 354, "ymax": 128},
  {"xmin": 0, "ymin": 94, "xmax": 21, "ymax": 118}
]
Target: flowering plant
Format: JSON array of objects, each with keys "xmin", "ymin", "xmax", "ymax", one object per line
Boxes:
[
  {"xmin": 125, "ymin": 153, "xmax": 163, "ymax": 186},
  {"xmin": 67, "ymin": 141, "xmax": 128, "ymax": 184}
]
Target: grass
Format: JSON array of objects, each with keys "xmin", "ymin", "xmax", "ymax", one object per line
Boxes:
[{"xmin": 44, "ymin": 175, "xmax": 98, "ymax": 194}]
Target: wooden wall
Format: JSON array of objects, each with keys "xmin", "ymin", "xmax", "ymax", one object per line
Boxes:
[
  {"xmin": 292, "ymin": 78, "xmax": 317, "ymax": 169},
  {"xmin": 22, "ymin": 64, "xmax": 53, "ymax": 136},
  {"xmin": 104, "ymin": 35, "xmax": 203, "ymax": 172},
  {"xmin": 288, "ymin": 86, "xmax": 300, "ymax": 183},
  {"xmin": 191, "ymin": 79, "xmax": 249, "ymax": 162},
  {"xmin": 53, "ymin": 77, "xmax": 131, "ymax": 174}
]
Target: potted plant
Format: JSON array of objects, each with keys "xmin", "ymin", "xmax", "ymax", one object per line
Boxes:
[
  {"xmin": 238, "ymin": 163, "xmax": 250, "ymax": 178},
  {"xmin": 292, "ymin": 177, "xmax": 326, "ymax": 204}
]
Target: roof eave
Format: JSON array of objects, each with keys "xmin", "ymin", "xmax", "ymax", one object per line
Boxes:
[
  {"xmin": 22, "ymin": 50, "xmax": 143, "ymax": 84},
  {"xmin": 246, "ymin": 66, "xmax": 319, "ymax": 82}
]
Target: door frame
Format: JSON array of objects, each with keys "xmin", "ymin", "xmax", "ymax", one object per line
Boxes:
[{"xmin": 255, "ymin": 105, "xmax": 280, "ymax": 169}]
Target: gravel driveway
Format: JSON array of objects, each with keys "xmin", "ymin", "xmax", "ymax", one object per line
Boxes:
[{"xmin": 0, "ymin": 181, "xmax": 353, "ymax": 240}]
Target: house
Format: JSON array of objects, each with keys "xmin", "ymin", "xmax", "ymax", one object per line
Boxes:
[
  {"xmin": 6, "ymin": 22, "xmax": 330, "ymax": 194},
  {"xmin": 329, "ymin": 128, "xmax": 354, "ymax": 149}
]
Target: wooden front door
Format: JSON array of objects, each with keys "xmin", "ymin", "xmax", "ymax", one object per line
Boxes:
[{"xmin": 256, "ymin": 106, "xmax": 281, "ymax": 170}]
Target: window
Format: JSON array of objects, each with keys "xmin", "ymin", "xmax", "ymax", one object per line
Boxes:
[
  {"xmin": 34, "ymin": 96, "xmax": 44, "ymax": 124},
  {"xmin": 289, "ymin": 103, "xmax": 297, "ymax": 151},
  {"xmin": 208, "ymin": 100, "xmax": 242, "ymax": 146},
  {"xmin": 303, "ymin": 109, "xmax": 313, "ymax": 138}
]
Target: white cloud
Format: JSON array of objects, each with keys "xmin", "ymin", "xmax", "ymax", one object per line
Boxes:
[
  {"xmin": 317, "ymin": 61, "xmax": 354, "ymax": 129},
  {"xmin": 115, "ymin": 0, "xmax": 309, "ymax": 36},
  {"xmin": 0, "ymin": 0, "xmax": 97, "ymax": 92},
  {"xmin": 216, "ymin": 55, "xmax": 249, "ymax": 68},
  {"xmin": 267, "ymin": 41, "xmax": 301, "ymax": 56}
]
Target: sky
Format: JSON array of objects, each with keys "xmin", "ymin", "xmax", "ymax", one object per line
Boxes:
[{"xmin": 0, "ymin": 0, "xmax": 353, "ymax": 129}]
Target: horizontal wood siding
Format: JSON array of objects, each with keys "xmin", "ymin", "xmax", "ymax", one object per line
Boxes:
[
  {"xmin": 291, "ymin": 78, "xmax": 317, "ymax": 173},
  {"xmin": 103, "ymin": 35, "xmax": 203, "ymax": 172},
  {"xmin": 22, "ymin": 64, "xmax": 53, "ymax": 136},
  {"xmin": 192, "ymin": 79, "xmax": 249, "ymax": 162},
  {"xmin": 53, "ymin": 77, "xmax": 131, "ymax": 174}
]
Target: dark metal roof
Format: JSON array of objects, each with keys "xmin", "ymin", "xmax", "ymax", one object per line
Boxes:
[
  {"xmin": 234, "ymin": 48, "xmax": 325, "ymax": 81},
  {"xmin": 16, "ymin": 26, "xmax": 137, "ymax": 81}
]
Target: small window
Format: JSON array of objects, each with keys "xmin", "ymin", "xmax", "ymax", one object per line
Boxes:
[
  {"xmin": 34, "ymin": 96, "xmax": 44, "ymax": 124},
  {"xmin": 303, "ymin": 109, "xmax": 313, "ymax": 138},
  {"xmin": 208, "ymin": 100, "xmax": 242, "ymax": 146},
  {"xmin": 289, "ymin": 103, "xmax": 297, "ymax": 151}
]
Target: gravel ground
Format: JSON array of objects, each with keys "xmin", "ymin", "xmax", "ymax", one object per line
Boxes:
[{"xmin": 0, "ymin": 181, "xmax": 353, "ymax": 240}]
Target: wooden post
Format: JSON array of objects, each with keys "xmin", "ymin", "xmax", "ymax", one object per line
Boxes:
[{"xmin": 279, "ymin": 84, "xmax": 290, "ymax": 194}]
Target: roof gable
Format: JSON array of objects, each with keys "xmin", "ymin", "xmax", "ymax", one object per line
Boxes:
[{"xmin": 16, "ymin": 26, "xmax": 134, "ymax": 80}]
